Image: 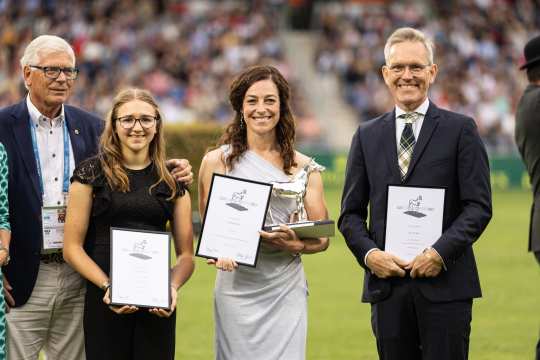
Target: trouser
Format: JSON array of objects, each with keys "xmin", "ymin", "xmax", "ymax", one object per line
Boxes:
[
  {"xmin": 536, "ymin": 251, "xmax": 540, "ymax": 360},
  {"xmin": 371, "ymin": 278, "xmax": 472, "ymax": 360},
  {"xmin": 6, "ymin": 262, "xmax": 86, "ymax": 360}
]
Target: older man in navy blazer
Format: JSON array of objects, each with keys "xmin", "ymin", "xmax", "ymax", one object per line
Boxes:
[
  {"xmin": 339, "ymin": 28, "xmax": 492, "ymax": 360},
  {"xmin": 0, "ymin": 35, "xmax": 192, "ymax": 360}
]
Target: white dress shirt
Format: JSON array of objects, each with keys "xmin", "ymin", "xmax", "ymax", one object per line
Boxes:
[
  {"xmin": 26, "ymin": 95, "xmax": 75, "ymax": 207},
  {"xmin": 394, "ymin": 97, "xmax": 429, "ymax": 152}
]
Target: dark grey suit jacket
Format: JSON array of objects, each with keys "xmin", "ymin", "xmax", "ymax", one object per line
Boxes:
[
  {"xmin": 0, "ymin": 100, "xmax": 103, "ymax": 306},
  {"xmin": 515, "ymin": 84, "xmax": 540, "ymax": 254},
  {"xmin": 338, "ymin": 102, "xmax": 492, "ymax": 303}
]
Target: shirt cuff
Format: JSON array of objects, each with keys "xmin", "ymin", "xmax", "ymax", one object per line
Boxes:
[
  {"xmin": 427, "ymin": 247, "xmax": 447, "ymax": 271},
  {"xmin": 364, "ymin": 248, "xmax": 380, "ymax": 267}
]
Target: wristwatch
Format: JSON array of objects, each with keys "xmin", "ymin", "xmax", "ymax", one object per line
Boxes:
[{"xmin": 0, "ymin": 245, "xmax": 10, "ymax": 266}]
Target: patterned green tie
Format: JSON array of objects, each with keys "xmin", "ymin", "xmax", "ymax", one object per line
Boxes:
[{"xmin": 398, "ymin": 112, "xmax": 419, "ymax": 180}]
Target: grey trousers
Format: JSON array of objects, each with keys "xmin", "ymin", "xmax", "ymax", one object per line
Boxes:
[{"xmin": 6, "ymin": 262, "xmax": 86, "ymax": 360}]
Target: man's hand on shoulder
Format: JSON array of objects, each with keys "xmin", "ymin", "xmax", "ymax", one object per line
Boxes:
[
  {"xmin": 366, "ymin": 249, "xmax": 407, "ymax": 278},
  {"xmin": 166, "ymin": 159, "xmax": 193, "ymax": 185}
]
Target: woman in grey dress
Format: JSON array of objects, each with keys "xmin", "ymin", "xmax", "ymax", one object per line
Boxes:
[{"xmin": 198, "ymin": 65, "xmax": 330, "ymax": 360}]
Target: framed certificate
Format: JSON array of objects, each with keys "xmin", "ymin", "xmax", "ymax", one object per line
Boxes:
[
  {"xmin": 110, "ymin": 227, "xmax": 171, "ymax": 309},
  {"xmin": 384, "ymin": 185, "xmax": 446, "ymax": 262},
  {"xmin": 196, "ymin": 173, "xmax": 273, "ymax": 267}
]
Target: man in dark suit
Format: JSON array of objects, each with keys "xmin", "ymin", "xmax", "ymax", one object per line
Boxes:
[
  {"xmin": 515, "ymin": 34, "xmax": 540, "ymax": 360},
  {"xmin": 0, "ymin": 35, "xmax": 192, "ymax": 360},
  {"xmin": 338, "ymin": 27, "xmax": 492, "ymax": 360}
]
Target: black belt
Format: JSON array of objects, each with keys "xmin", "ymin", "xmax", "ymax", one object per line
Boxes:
[{"xmin": 40, "ymin": 251, "xmax": 65, "ymax": 264}]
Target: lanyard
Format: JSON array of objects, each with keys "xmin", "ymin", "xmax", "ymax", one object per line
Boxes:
[{"xmin": 28, "ymin": 117, "xmax": 70, "ymax": 197}]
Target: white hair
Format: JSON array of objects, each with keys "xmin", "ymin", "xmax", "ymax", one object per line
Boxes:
[
  {"xmin": 384, "ymin": 27, "xmax": 434, "ymax": 65},
  {"xmin": 20, "ymin": 35, "xmax": 76, "ymax": 71}
]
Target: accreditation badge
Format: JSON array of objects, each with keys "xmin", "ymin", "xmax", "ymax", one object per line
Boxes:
[{"xmin": 42, "ymin": 206, "xmax": 67, "ymax": 252}]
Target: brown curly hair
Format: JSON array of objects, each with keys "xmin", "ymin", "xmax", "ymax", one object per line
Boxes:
[{"xmin": 219, "ymin": 65, "xmax": 297, "ymax": 174}]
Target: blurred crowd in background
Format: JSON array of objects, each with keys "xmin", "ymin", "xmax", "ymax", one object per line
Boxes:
[
  {"xmin": 0, "ymin": 0, "xmax": 320, "ymax": 139},
  {"xmin": 315, "ymin": 0, "xmax": 540, "ymax": 155},
  {"xmin": 0, "ymin": 0, "xmax": 537, "ymax": 154}
]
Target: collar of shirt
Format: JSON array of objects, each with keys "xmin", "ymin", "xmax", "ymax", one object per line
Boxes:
[
  {"xmin": 395, "ymin": 98, "xmax": 430, "ymax": 150},
  {"xmin": 395, "ymin": 97, "xmax": 430, "ymax": 119},
  {"xmin": 26, "ymin": 95, "xmax": 65, "ymax": 129}
]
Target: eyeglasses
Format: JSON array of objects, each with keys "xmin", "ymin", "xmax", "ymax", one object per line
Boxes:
[
  {"xmin": 115, "ymin": 115, "xmax": 158, "ymax": 129},
  {"xmin": 29, "ymin": 65, "xmax": 79, "ymax": 80},
  {"xmin": 387, "ymin": 63, "xmax": 431, "ymax": 75}
]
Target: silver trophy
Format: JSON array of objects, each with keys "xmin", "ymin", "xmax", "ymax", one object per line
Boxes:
[{"xmin": 270, "ymin": 161, "xmax": 325, "ymax": 223}]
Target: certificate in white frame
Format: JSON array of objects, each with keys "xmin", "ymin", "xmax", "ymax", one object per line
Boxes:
[
  {"xmin": 384, "ymin": 185, "xmax": 446, "ymax": 262},
  {"xmin": 110, "ymin": 227, "xmax": 171, "ymax": 309},
  {"xmin": 196, "ymin": 173, "xmax": 273, "ymax": 267}
]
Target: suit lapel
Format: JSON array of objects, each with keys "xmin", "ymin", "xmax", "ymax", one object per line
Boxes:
[
  {"xmin": 403, "ymin": 103, "xmax": 440, "ymax": 181},
  {"xmin": 11, "ymin": 101, "xmax": 41, "ymax": 200},
  {"xmin": 381, "ymin": 111, "xmax": 401, "ymax": 182},
  {"xmin": 65, "ymin": 107, "xmax": 86, "ymax": 164}
]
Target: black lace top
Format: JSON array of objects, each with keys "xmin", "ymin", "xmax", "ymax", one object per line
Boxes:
[{"xmin": 71, "ymin": 156, "xmax": 185, "ymax": 273}]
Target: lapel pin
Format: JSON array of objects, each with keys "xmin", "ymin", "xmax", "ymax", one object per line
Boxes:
[{"xmin": 74, "ymin": 129, "xmax": 80, "ymax": 135}]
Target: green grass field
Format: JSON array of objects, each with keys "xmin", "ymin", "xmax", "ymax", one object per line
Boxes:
[{"xmin": 176, "ymin": 189, "xmax": 540, "ymax": 359}]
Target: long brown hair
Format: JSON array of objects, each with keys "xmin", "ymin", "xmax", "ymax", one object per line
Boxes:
[
  {"xmin": 98, "ymin": 88, "xmax": 177, "ymax": 199},
  {"xmin": 219, "ymin": 65, "xmax": 297, "ymax": 174}
]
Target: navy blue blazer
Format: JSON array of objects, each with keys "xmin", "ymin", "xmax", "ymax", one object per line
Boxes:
[
  {"xmin": 338, "ymin": 102, "xmax": 492, "ymax": 303},
  {"xmin": 0, "ymin": 99, "xmax": 103, "ymax": 306}
]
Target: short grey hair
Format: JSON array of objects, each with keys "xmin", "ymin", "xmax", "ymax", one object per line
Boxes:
[
  {"xmin": 383, "ymin": 27, "xmax": 434, "ymax": 65},
  {"xmin": 20, "ymin": 35, "xmax": 76, "ymax": 71}
]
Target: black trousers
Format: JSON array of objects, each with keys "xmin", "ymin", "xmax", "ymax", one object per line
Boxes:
[
  {"xmin": 371, "ymin": 278, "xmax": 472, "ymax": 360},
  {"xmin": 536, "ymin": 252, "xmax": 540, "ymax": 360},
  {"xmin": 84, "ymin": 282, "xmax": 176, "ymax": 360},
  {"xmin": 534, "ymin": 251, "xmax": 540, "ymax": 360}
]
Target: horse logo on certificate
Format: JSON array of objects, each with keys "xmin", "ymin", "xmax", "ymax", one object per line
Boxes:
[
  {"xmin": 226, "ymin": 189, "xmax": 249, "ymax": 211},
  {"xmin": 404, "ymin": 195, "xmax": 427, "ymax": 218},
  {"xmin": 129, "ymin": 239, "xmax": 152, "ymax": 260}
]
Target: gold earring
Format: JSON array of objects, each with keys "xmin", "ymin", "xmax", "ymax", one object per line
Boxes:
[{"xmin": 240, "ymin": 114, "xmax": 245, "ymax": 129}]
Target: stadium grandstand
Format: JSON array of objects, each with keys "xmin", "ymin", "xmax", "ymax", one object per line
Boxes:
[
  {"xmin": 0, "ymin": 0, "xmax": 322, "ymax": 143},
  {"xmin": 313, "ymin": 0, "xmax": 539, "ymax": 155},
  {"xmin": 0, "ymin": 0, "xmax": 537, "ymax": 154}
]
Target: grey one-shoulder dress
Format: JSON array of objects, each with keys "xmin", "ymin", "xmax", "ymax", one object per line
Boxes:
[{"xmin": 214, "ymin": 147, "xmax": 324, "ymax": 360}]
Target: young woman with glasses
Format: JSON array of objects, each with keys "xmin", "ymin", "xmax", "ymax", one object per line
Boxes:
[{"xmin": 63, "ymin": 88, "xmax": 194, "ymax": 360}]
